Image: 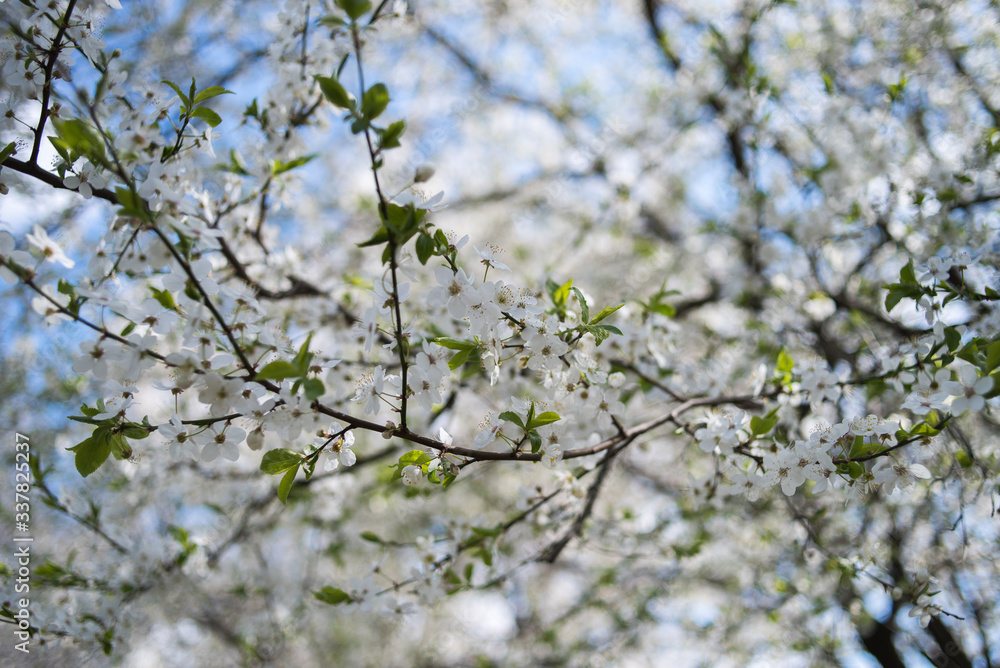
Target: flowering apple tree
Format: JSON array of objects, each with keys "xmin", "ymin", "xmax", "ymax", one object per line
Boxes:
[{"xmin": 1, "ymin": 0, "xmax": 998, "ymax": 665}]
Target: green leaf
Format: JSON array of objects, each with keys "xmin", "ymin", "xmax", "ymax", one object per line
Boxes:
[
  {"xmin": 749, "ymin": 413, "xmax": 779, "ymax": 438},
  {"xmin": 471, "ymin": 525, "xmax": 503, "ymax": 538},
  {"xmin": 260, "ymin": 448, "xmax": 303, "ymax": 474},
  {"xmin": 192, "ymin": 86, "xmax": 234, "ymax": 104},
  {"xmin": 48, "ymin": 136, "xmax": 72, "ymax": 163},
  {"xmin": 109, "ymin": 433, "xmax": 133, "ymax": 460},
  {"xmin": 776, "ymin": 349, "xmax": 794, "ymax": 374},
  {"xmin": 162, "ymin": 80, "xmax": 190, "ymax": 107},
  {"xmin": 552, "ymin": 278, "xmax": 573, "ymax": 308},
  {"xmin": 314, "ymin": 586, "xmax": 352, "ymax": 605},
  {"xmin": 294, "ymin": 333, "xmax": 315, "ymax": 371},
  {"xmin": 278, "ymin": 464, "xmax": 298, "ymax": 504},
  {"xmin": 360, "ymin": 531, "xmax": 382, "ymax": 543},
  {"xmin": 478, "ymin": 546, "xmax": 493, "ymax": 567},
  {"xmin": 303, "ymin": 452, "xmax": 318, "ymax": 481},
  {"xmin": 448, "ymin": 348, "xmax": 471, "ymax": 370},
  {"xmin": 226, "ymin": 149, "xmax": 251, "ymax": 176},
  {"xmin": 255, "ymin": 360, "xmax": 302, "ymax": 380},
  {"xmin": 379, "ymin": 120, "xmax": 406, "ymax": 149},
  {"xmin": 581, "ymin": 324, "xmax": 620, "ymax": 345},
  {"xmin": 336, "ymin": 0, "xmax": 372, "ymax": 20},
  {"xmin": 527, "ymin": 411, "xmax": 561, "ymax": 430},
  {"xmin": 115, "ymin": 187, "xmax": 146, "ymax": 218},
  {"xmin": 648, "ymin": 302, "xmax": 676, "ymax": 317},
  {"xmin": 847, "ymin": 435, "xmax": 869, "ymax": 459},
  {"xmin": 318, "ymin": 15, "xmax": 348, "ymax": 29},
  {"xmin": 189, "ymin": 106, "xmax": 222, "ymax": 127},
  {"xmin": 888, "ymin": 73, "xmax": 908, "ymax": 103},
  {"xmin": 571, "ymin": 287, "xmax": 589, "ymax": 323},
  {"xmin": 391, "ymin": 450, "xmax": 433, "ymax": 481},
  {"xmin": 984, "ymin": 340, "xmax": 1000, "ymax": 373},
  {"xmin": 52, "ymin": 118, "xmax": 106, "ymax": 163},
  {"xmin": 498, "ymin": 411, "xmax": 524, "ymax": 429},
  {"xmin": 581, "ymin": 325, "xmax": 611, "ymax": 346},
  {"xmin": 443, "ymin": 568, "xmax": 462, "ymax": 587},
  {"xmin": 590, "ymin": 303, "xmax": 624, "ymax": 324},
  {"xmin": 272, "ymin": 154, "xmax": 316, "ymax": 176},
  {"xmin": 984, "ymin": 370, "xmax": 1000, "ymax": 400},
  {"xmin": 884, "ymin": 283, "xmax": 927, "ymax": 312},
  {"xmin": 0, "ymin": 141, "xmax": 16, "ymax": 163},
  {"xmin": 528, "ymin": 430, "xmax": 542, "ymax": 454},
  {"xmin": 68, "ymin": 430, "xmax": 112, "ymax": 478},
  {"xmin": 303, "ymin": 378, "xmax": 326, "ymax": 401},
  {"xmin": 357, "ymin": 224, "xmax": 390, "ymax": 248},
  {"xmin": 384, "ymin": 203, "xmax": 424, "ymax": 237},
  {"xmin": 899, "ymin": 259, "xmax": 917, "ymax": 285},
  {"xmin": 433, "ymin": 337, "xmax": 476, "ymax": 350},
  {"xmin": 150, "ymin": 287, "xmax": 177, "ymax": 311},
  {"xmin": 822, "ymin": 71, "xmax": 834, "ymax": 94},
  {"xmin": 120, "ymin": 424, "xmax": 149, "ymax": 440},
  {"xmin": 943, "ymin": 326, "xmax": 962, "ymax": 352},
  {"xmin": 956, "ymin": 339, "xmax": 980, "ymax": 365},
  {"xmin": 317, "ymin": 76, "xmax": 353, "ymax": 109},
  {"xmin": 416, "ymin": 232, "xmax": 435, "ymax": 264}
]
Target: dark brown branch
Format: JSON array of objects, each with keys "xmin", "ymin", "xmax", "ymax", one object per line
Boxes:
[{"xmin": 538, "ymin": 440, "xmax": 628, "ymax": 563}]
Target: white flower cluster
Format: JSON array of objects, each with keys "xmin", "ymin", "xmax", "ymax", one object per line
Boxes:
[{"xmin": 716, "ymin": 414, "xmax": 931, "ymax": 502}]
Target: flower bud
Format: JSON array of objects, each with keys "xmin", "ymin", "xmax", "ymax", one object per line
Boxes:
[
  {"xmin": 414, "ymin": 163, "xmax": 435, "ymax": 183},
  {"xmin": 247, "ymin": 428, "xmax": 264, "ymax": 451}
]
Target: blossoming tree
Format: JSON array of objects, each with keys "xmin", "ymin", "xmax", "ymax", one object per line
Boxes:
[{"xmin": 1, "ymin": 0, "xmax": 998, "ymax": 665}]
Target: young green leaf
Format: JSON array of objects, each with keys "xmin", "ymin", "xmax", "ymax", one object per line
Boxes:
[
  {"xmin": 336, "ymin": 0, "xmax": 372, "ymax": 21},
  {"xmin": 749, "ymin": 413, "xmax": 779, "ymax": 438},
  {"xmin": 362, "ymin": 83, "xmax": 390, "ymax": 120},
  {"xmin": 255, "ymin": 360, "xmax": 301, "ymax": 381},
  {"xmin": 433, "ymin": 337, "xmax": 477, "ymax": 350},
  {"xmin": 314, "ymin": 586, "xmax": 353, "ymax": 605},
  {"xmin": 260, "ymin": 448, "xmax": 304, "ymax": 474},
  {"xmin": 571, "ymin": 287, "xmax": 590, "ymax": 323},
  {"xmin": 303, "ymin": 378, "xmax": 326, "ymax": 401},
  {"xmin": 416, "ymin": 232, "xmax": 435, "ymax": 264},
  {"xmin": 590, "ymin": 303, "xmax": 624, "ymax": 324},
  {"xmin": 192, "ymin": 86, "xmax": 235, "ymax": 104},
  {"xmin": 498, "ymin": 411, "xmax": 525, "ymax": 429},
  {"xmin": 317, "ymin": 76, "xmax": 353, "ymax": 109},
  {"xmin": 527, "ymin": 411, "xmax": 561, "ymax": 430},
  {"xmin": 553, "ymin": 278, "xmax": 573, "ymax": 308},
  {"xmin": 272, "ymin": 154, "xmax": 317, "ymax": 176},
  {"xmin": 0, "ymin": 141, "xmax": 16, "ymax": 163},
  {"xmin": 528, "ymin": 430, "xmax": 542, "ymax": 454},
  {"xmin": 162, "ymin": 80, "xmax": 191, "ymax": 107},
  {"xmin": 67, "ymin": 429, "xmax": 112, "ymax": 477},
  {"xmin": 448, "ymin": 348, "xmax": 472, "ymax": 370},
  {"xmin": 278, "ymin": 464, "xmax": 299, "ymax": 504},
  {"xmin": 391, "ymin": 450, "xmax": 434, "ymax": 481},
  {"xmin": 379, "ymin": 120, "xmax": 406, "ymax": 149},
  {"xmin": 189, "ymin": 106, "xmax": 222, "ymax": 128}
]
